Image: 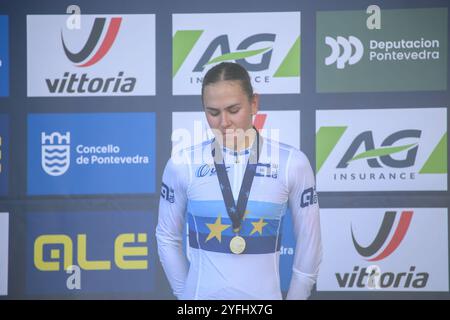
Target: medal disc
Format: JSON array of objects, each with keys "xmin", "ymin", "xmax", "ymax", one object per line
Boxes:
[{"xmin": 230, "ymin": 236, "xmax": 246, "ymax": 254}]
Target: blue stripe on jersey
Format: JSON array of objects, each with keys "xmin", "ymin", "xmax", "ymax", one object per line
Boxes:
[
  {"xmin": 187, "ymin": 200, "xmax": 288, "ymax": 220},
  {"xmin": 187, "ymin": 212, "xmax": 281, "ymax": 237},
  {"xmin": 189, "ymin": 230, "xmax": 282, "ymax": 254}
]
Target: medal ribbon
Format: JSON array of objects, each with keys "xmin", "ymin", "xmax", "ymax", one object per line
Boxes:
[{"xmin": 212, "ymin": 127, "xmax": 261, "ymax": 232}]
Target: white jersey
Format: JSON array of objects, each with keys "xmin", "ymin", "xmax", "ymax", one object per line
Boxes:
[{"xmin": 156, "ymin": 137, "xmax": 322, "ymax": 300}]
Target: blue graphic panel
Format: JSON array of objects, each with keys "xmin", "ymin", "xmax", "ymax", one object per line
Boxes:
[
  {"xmin": 27, "ymin": 113, "xmax": 156, "ymax": 195},
  {"xmin": 0, "ymin": 16, "xmax": 8, "ymax": 97},
  {"xmin": 26, "ymin": 211, "xmax": 157, "ymax": 295}
]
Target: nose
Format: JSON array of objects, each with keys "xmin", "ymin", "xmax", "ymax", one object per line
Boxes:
[{"xmin": 220, "ymin": 112, "xmax": 231, "ymax": 129}]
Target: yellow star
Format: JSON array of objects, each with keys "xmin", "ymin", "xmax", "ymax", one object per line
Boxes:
[
  {"xmin": 250, "ymin": 218, "xmax": 268, "ymax": 236},
  {"xmin": 243, "ymin": 210, "xmax": 250, "ymax": 221},
  {"xmin": 206, "ymin": 215, "xmax": 231, "ymax": 243}
]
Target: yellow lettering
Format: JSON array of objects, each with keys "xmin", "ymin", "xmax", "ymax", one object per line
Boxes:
[
  {"xmin": 115, "ymin": 233, "xmax": 148, "ymax": 270},
  {"xmin": 77, "ymin": 234, "xmax": 111, "ymax": 270},
  {"xmin": 34, "ymin": 235, "xmax": 73, "ymax": 271}
]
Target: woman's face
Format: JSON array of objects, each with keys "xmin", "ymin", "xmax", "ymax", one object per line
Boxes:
[{"xmin": 202, "ymin": 80, "xmax": 258, "ymax": 149}]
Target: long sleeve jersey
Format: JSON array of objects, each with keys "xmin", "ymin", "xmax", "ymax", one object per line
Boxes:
[{"xmin": 156, "ymin": 137, "xmax": 322, "ymax": 300}]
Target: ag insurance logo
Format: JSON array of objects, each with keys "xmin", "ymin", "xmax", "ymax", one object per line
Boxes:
[
  {"xmin": 0, "ymin": 16, "xmax": 9, "ymax": 97},
  {"xmin": 317, "ymin": 8, "xmax": 447, "ymax": 92},
  {"xmin": 26, "ymin": 211, "xmax": 156, "ymax": 295},
  {"xmin": 0, "ymin": 212, "xmax": 8, "ymax": 296},
  {"xmin": 27, "ymin": 14, "xmax": 155, "ymax": 96},
  {"xmin": 317, "ymin": 208, "xmax": 449, "ymax": 291},
  {"xmin": 316, "ymin": 108, "xmax": 447, "ymax": 191},
  {"xmin": 27, "ymin": 113, "xmax": 156, "ymax": 195},
  {"xmin": 173, "ymin": 12, "xmax": 300, "ymax": 95}
]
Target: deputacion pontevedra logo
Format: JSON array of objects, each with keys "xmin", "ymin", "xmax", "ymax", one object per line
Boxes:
[
  {"xmin": 351, "ymin": 210, "xmax": 413, "ymax": 261},
  {"xmin": 61, "ymin": 17, "xmax": 121, "ymax": 67},
  {"xmin": 325, "ymin": 36, "xmax": 364, "ymax": 69},
  {"xmin": 316, "ymin": 8, "xmax": 447, "ymax": 92}
]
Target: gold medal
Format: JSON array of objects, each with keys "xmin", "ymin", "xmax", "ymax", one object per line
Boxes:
[{"xmin": 230, "ymin": 235, "xmax": 246, "ymax": 254}]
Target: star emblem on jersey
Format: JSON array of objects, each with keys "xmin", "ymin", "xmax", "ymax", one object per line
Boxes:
[
  {"xmin": 205, "ymin": 215, "xmax": 231, "ymax": 243},
  {"xmin": 250, "ymin": 218, "xmax": 268, "ymax": 236}
]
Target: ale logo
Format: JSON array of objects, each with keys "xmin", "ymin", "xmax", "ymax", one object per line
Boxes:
[
  {"xmin": 173, "ymin": 12, "xmax": 301, "ymax": 95},
  {"xmin": 351, "ymin": 211, "xmax": 412, "ymax": 261},
  {"xmin": 41, "ymin": 132, "xmax": 70, "ymax": 176},
  {"xmin": 26, "ymin": 211, "xmax": 156, "ymax": 294},
  {"xmin": 316, "ymin": 108, "xmax": 447, "ymax": 191},
  {"xmin": 325, "ymin": 36, "xmax": 363, "ymax": 69},
  {"xmin": 62, "ymin": 17, "xmax": 121, "ymax": 67}
]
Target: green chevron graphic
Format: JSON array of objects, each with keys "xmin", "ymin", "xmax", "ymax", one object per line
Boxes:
[
  {"xmin": 316, "ymin": 126, "xmax": 347, "ymax": 172},
  {"xmin": 274, "ymin": 36, "xmax": 300, "ymax": 77},
  {"xmin": 349, "ymin": 143, "xmax": 418, "ymax": 162},
  {"xmin": 173, "ymin": 30, "xmax": 203, "ymax": 78},
  {"xmin": 205, "ymin": 47, "xmax": 272, "ymax": 65},
  {"xmin": 420, "ymin": 132, "xmax": 447, "ymax": 174}
]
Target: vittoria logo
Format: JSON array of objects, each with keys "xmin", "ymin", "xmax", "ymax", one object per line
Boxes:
[
  {"xmin": 317, "ymin": 208, "xmax": 449, "ymax": 291},
  {"xmin": 62, "ymin": 17, "xmax": 122, "ymax": 67},
  {"xmin": 351, "ymin": 211, "xmax": 412, "ymax": 261},
  {"xmin": 41, "ymin": 132, "xmax": 71, "ymax": 176},
  {"xmin": 27, "ymin": 15, "xmax": 155, "ymax": 97}
]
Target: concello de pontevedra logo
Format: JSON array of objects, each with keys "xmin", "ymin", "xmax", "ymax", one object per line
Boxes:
[
  {"xmin": 61, "ymin": 17, "xmax": 121, "ymax": 67},
  {"xmin": 41, "ymin": 132, "xmax": 70, "ymax": 176},
  {"xmin": 351, "ymin": 210, "xmax": 413, "ymax": 261}
]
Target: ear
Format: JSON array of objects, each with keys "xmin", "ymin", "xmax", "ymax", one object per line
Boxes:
[{"xmin": 251, "ymin": 93, "xmax": 259, "ymax": 115}]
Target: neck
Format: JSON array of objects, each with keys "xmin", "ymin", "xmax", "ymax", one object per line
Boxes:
[{"xmin": 223, "ymin": 127, "xmax": 257, "ymax": 151}]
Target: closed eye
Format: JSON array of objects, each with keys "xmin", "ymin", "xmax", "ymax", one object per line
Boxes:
[{"xmin": 207, "ymin": 110, "xmax": 220, "ymax": 117}]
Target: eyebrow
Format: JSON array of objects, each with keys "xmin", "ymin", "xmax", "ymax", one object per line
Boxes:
[{"xmin": 205, "ymin": 104, "xmax": 240, "ymax": 112}]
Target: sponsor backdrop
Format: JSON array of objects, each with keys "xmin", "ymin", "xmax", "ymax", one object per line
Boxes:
[{"xmin": 0, "ymin": 0, "xmax": 448, "ymax": 299}]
